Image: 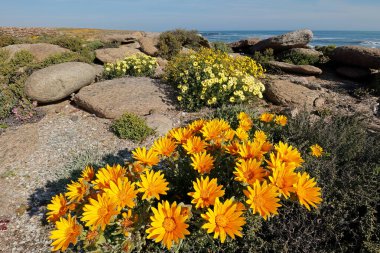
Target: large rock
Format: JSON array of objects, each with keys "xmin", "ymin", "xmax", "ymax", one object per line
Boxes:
[
  {"xmin": 250, "ymin": 29, "xmax": 313, "ymax": 52},
  {"xmin": 95, "ymin": 45, "xmax": 142, "ymax": 63},
  {"xmin": 100, "ymin": 31, "xmax": 144, "ymax": 44},
  {"xmin": 74, "ymin": 77, "xmax": 173, "ymax": 119},
  {"xmin": 138, "ymin": 36, "xmax": 159, "ymax": 56},
  {"xmin": 336, "ymin": 66, "xmax": 371, "ymax": 80},
  {"xmin": 332, "ymin": 46, "xmax": 380, "ymax": 69},
  {"xmin": 2, "ymin": 43, "xmax": 69, "ymax": 62},
  {"xmin": 25, "ymin": 62, "xmax": 97, "ymax": 103},
  {"xmin": 268, "ymin": 61, "xmax": 322, "ymax": 75},
  {"xmin": 265, "ymin": 79, "xmax": 320, "ymax": 109},
  {"xmin": 229, "ymin": 38, "xmax": 260, "ymax": 53}
]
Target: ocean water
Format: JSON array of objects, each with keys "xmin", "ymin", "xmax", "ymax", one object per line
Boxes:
[{"xmin": 200, "ymin": 31, "xmax": 380, "ymax": 48}]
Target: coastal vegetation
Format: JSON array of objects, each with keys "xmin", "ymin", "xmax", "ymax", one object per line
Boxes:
[
  {"xmin": 104, "ymin": 54, "xmax": 158, "ymax": 79},
  {"xmin": 157, "ymin": 29, "xmax": 208, "ymax": 60},
  {"xmin": 0, "ymin": 27, "xmax": 379, "ymax": 252},
  {"xmin": 46, "ymin": 111, "xmax": 325, "ymax": 252},
  {"xmin": 111, "ymin": 112, "xmax": 155, "ymax": 142},
  {"xmin": 164, "ymin": 48, "xmax": 265, "ymax": 111}
]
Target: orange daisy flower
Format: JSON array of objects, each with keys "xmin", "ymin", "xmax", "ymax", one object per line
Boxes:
[{"xmin": 188, "ymin": 176, "xmax": 225, "ymax": 209}]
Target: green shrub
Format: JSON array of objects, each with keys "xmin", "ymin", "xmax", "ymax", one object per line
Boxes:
[
  {"xmin": 211, "ymin": 107, "xmax": 380, "ymax": 252},
  {"xmin": 315, "ymin": 44, "xmax": 336, "ymax": 58},
  {"xmin": 315, "ymin": 45, "xmax": 337, "ymax": 64},
  {"xmin": 252, "ymin": 48, "xmax": 275, "ymax": 66},
  {"xmin": 38, "ymin": 51, "xmax": 93, "ymax": 68},
  {"xmin": 157, "ymin": 29, "xmax": 209, "ymax": 59},
  {"xmin": 212, "ymin": 41, "xmax": 233, "ymax": 53},
  {"xmin": 104, "ymin": 54, "xmax": 157, "ymax": 79},
  {"xmin": 111, "ymin": 112, "xmax": 155, "ymax": 142},
  {"xmin": 164, "ymin": 48, "xmax": 265, "ymax": 111},
  {"xmin": 9, "ymin": 50, "xmax": 34, "ymax": 67},
  {"xmin": 279, "ymin": 50, "xmax": 320, "ymax": 65},
  {"xmin": 0, "ymin": 35, "xmax": 16, "ymax": 47},
  {"xmin": 84, "ymin": 40, "xmax": 104, "ymax": 51},
  {"xmin": 51, "ymin": 35, "xmax": 84, "ymax": 52}
]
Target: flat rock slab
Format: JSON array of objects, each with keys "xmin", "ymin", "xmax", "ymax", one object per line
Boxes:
[
  {"xmin": 250, "ymin": 29, "xmax": 313, "ymax": 52},
  {"xmin": 265, "ymin": 79, "xmax": 321, "ymax": 109},
  {"xmin": 95, "ymin": 46, "xmax": 142, "ymax": 63},
  {"xmin": 2, "ymin": 43, "xmax": 69, "ymax": 62},
  {"xmin": 336, "ymin": 66, "xmax": 371, "ymax": 80},
  {"xmin": 332, "ymin": 46, "xmax": 380, "ymax": 69},
  {"xmin": 269, "ymin": 60, "xmax": 322, "ymax": 75},
  {"xmin": 74, "ymin": 77, "xmax": 173, "ymax": 119},
  {"xmin": 25, "ymin": 62, "xmax": 97, "ymax": 103}
]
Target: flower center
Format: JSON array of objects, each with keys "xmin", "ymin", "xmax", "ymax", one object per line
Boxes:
[
  {"xmin": 200, "ymin": 190, "xmax": 210, "ymax": 201},
  {"xmin": 163, "ymin": 217, "xmax": 176, "ymax": 232},
  {"xmin": 215, "ymin": 214, "xmax": 228, "ymax": 228}
]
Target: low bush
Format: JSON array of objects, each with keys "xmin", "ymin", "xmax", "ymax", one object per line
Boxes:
[
  {"xmin": 252, "ymin": 48, "xmax": 275, "ymax": 66},
  {"xmin": 315, "ymin": 45, "xmax": 337, "ymax": 64},
  {"xmin": 164, "ymin": 48, "xmax": 265, "ymax": 111},
  {"xmin": 315, "ymin": 44, "xmax": 336, "ymax": 58},
  {"xmin": 213, "ymin": 106, "xmax": 380, "ymax": 252},
  {"xmin": 279, "ymin": 50, "xmax": 320, "ymax": 65},
  {"xmin": 50, "ymin": 35, "xmax": 84, "ymax": 52},
  {"xmin": 157, "ymin": 29, "xmax": 209, "ymax": 59},
  {"xmin": 45, "ymin": 111, "xmax": 324, "ymax": 252},
  {"xmin": 104, "ymin": 54, "xmax": 157, "ymax": 79},
  {"xmin": 38, "ymin": 51, "xmax": 94, "ymax": 67},
  {"xmin": 111, "ymin": 112, "xmax": 155, "ymax": 142},
  {"xmin": 0, "ymin": 35, "xmax": 16, "ymax": 47},
  {"xmin": 212, "ymin": 41, "xmax": 233, "ymax": 53}
]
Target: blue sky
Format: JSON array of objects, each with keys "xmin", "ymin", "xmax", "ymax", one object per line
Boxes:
[{"xmin": 0, "ymin": 0, "xmax": 379, "ymax": 31}]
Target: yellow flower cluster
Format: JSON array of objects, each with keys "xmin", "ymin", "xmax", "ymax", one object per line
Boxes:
[
  {"xmin": 47, "ymin": 112, "xmax": 323, "ymax": 251},
  {"xmin": 104, "ymin": 53, "xmax": 157, "ymax": 78},
  {"xmin": 164, "ymin": 48, "xmax": 266, "ymax": 111}
]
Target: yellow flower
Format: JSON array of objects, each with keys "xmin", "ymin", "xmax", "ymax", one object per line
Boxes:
[
  {"xmin": 269, "ymin": 163, "xmax": 298, "ymax": 198},
  {"xmin": 193, "ymin": 61, "xmax": 199, "ymax": 67},
  {"xmin": 80, "ymin": 166, "xmax": 95, "ymax": 181},
  {"xmin": 188, "ymin": 119, "xmax": 206, "ymax": 132},
  {"xmin": 191, "ymin": 151, "xmax": 215, "ymax": 174},
  {"xmin": 235, "ymin": 127, "xmax": 249, "ymax": 141},
  {"xmin": 254, "ymin": 130, "xmax": 267, "ymax": 143},
  {"xmin": 238, "ymin": 112, "xmax": 253, "ymax": 131},
  {"xmin": 234, "ymin": 158, "xmax": 267, "ymax": 185},
  {"xmin": 46, "ymin": 194, "xmax": 68, "ymax": 222},
  {"xmin": 104, "ymin": 178, "xmax": 138, "ymax": 209},
  {"xmin": 152, "ymin": 136, "xmax": 177, "ymax": 157},
  {"xmin": 259, "ymin": 112, "xmax": 275, "ymax": 123},
  {"xmin": 177, "ymin": 96, "xmax": 183, "ymax": 101},
  {"xmin": 188, "ymin": 176, "xmax": 225, "ymax": 209},
  {"xmin": 237, "ymin": 141, "xmax": 264, "ymax": 161},
  {"xmin": 50, "ymin": 214, "xmax": 82, "ymax": 252},
  {"xmin": 81, "ymin": 193, "xmax": 120, "ymax": 231},
  {"xmin": 182, "ymin": 136, "xmax": 207, "ymax": 155},
  {"xmin": 310, "ymin": 144, "xmax": 324, "ymax": 157},
  {"xmin": 169, "ymin": 127, "xmax": 193, "ymax": 144},
  {"xmin": 275, "ymin": 141, "xmax": 304, "ymax": 168},
  {"xmin": 146, "ymin": 201, "xmax": 190, "ymax": 249},
  {"xmin": 245, "ymin": 181, "xmax": 281, "ymax": 220},
  {"xmin": 229, "ymin": 97, "xmax": 235, "ymax": 103},
  {"xmin": 132, "ymin": 147, "xmax": 160, "ymax": 167},
  {"xmin": 294, "ymin": 172, "xmax": 322, "ymax": 210},
  {"xmin": 274, "ymin": 115, "xmax": 287, "ymax": 126},
  {"xmin": 136, "ymin": 170, "xmax": 169, "ymax": 200},
  {"xmin": 201, "ymin": 119, "xmax": 231, "ymax": 143},
  {"xmin": 92, "ymin": 164, "xmax": 127, "ymax": 190},
  {"xmin": 201, "ymin": 198, "xmax": 246, "ymax": 243},
  {"xmin": 65, "ymin": 179, "xmax": 89, "ymax": 202}
]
